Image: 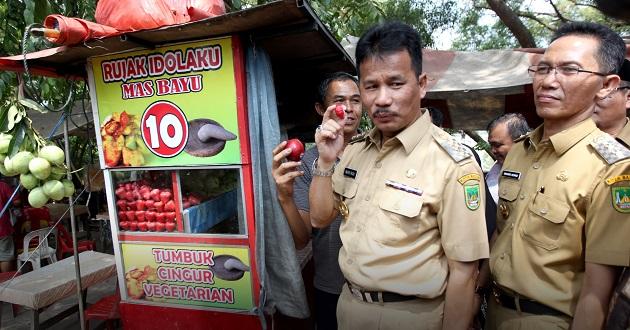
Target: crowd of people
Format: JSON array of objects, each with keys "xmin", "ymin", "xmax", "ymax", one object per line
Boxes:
[{"xmin": 272, "ymin": 20, "xmax": 630, "ymax": 330}]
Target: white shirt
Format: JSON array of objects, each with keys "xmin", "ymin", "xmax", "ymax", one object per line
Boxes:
[{"xmin": 486, "ymin": 161, "xmax": 501, "ymax": 204}]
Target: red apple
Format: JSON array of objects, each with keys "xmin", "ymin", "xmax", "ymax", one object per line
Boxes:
[
  {"xmin": 160, "ymin": 191, "xmax": 172, "ymax": 204},
  {"xmin": 125, "ymin": 191, "xmax": 134, "ymax": 202},
  {"xmin": 119, "ymin": 221, "xmax": 129, "ymax": 230},
  {"xmin": 154, "ymin": 201, "xmax": 164, "ymax": 212},
  {"xmin": 150, "ymin": 189, "xmax": 161, "ymax": 202},
  {"xmin": 137, "ymin": 222, "xmax": 148, "ymax": 231},
  {"xmin": 135, "ymin": 211, "xmax": 146, "ymax": 222},
  {"xmin": 335, "ymin": 104, "xmax": 345, "ymax": 119},
  {"xmin": 146, "ymin": 222, "xmax": 156, "ymax": 232},
  {"xmin": 165, "ymin": 222, "xmax": 176, "ymax": 232},
  {"xmin": 142, "ymin": 191, "xmax": 151, "ymax": 200},
  {"xmin": 285, "ymin": 139, "xmax": 304, "ymax": 161},
  {"xmin": 155, "ymin": 222, "xmax": 165, "ymax": 232},
  {"xmin": 164, "ymin": 200, "xmax": 176, "ymax": 212},
  {"xmin": 124, "ymin": 183, "xmax": 132, "ymax": 191},
  {"xmin": 125, "ymin": 210, "xmax": 136, "ymax": 221},
  {"xmin": 136, "ymin": 200, "xmax": 145, "ymax": 211},
  {"xmin": 127, "ymin": 201, "xmax": 136, "ymax": 211},
  {"xmin": 129, "ymin": 222, "xmax": 138, "ymax": 231},
  {"xmin": 146, "ymin": 211, "xmax": 156, "ymax": 222},
  {"xmin": 116, "ymin": 200, "xmax": 127, "ymax": 210},
  {"xmin": 115, "ymin": 187, "xmax": 126, "ymax": 199},
  {"xmin": 144, "ymin": 200, "xmax": 154, "ymax": 210},
  {"xmin": 118, "ymin": 211, "xmax": 127, "ymax": 221},
  {"xmin": 156, "ymin": 212, "xmax": 165, "ymax": 223}
]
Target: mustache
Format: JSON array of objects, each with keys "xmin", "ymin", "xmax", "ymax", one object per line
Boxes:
[{"xmin": 373, "ymin": 108, "xmax": 394, "ymax": 117}]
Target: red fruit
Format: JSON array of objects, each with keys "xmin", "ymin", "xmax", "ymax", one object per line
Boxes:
[
  {"xmin": 155, "ymin": 222, "xmax": 165, "ymax": 232},
  {"xmin": 128, "ymin": 222, "xmax": 138, "ymax": 231},
  {"xmin": 144, "ymin": 200, "xmax": 154, "ymax": 210},
  {"xmin": 165, "ymin": 212, "xmax": 176, "ymax": 221},
  {"xmin": 150, "ymin": 189, "xmax": 161, "ymax": 202},
  {"xmin": 136, "ymin": 200, "xmax": 145, "ymax": 211},
  {"xmin": 142, "ymin": 192, "xmax": 151, "ymax": 200},
  {"xmin": 124, "ymin": 183, "xmax": 132, "ymax": 191},
  {"xmin": 125, "ymin": 191, "xmax": 135, "ymax": 202},
  {"xmin": 118, "ymin": 211, "xmax": 127, "ymax": 222},
  {"xmin": 156, "ymin": 212, "xmax": 165, "ymax": 223},
  {"xmin": 135, "ymin": 211, "xmax": 146, "ymax": 222},
  {"xmin": 115, "ymin": 187, "xmax": 126, "ymax": 199},
  {"xmin": 125, "ymin": 210, "xmax": 136, "ymax": 221},
  {"xmin": 154, "ymin": 201, "xmax": 164, "ymax": 212},
  {"xmin": 285, "ymin": 139, "xmax": 304, "ymax": 161},
  {"xmin": 146, "ymin": 222, "xmax": 156, "ymax": 232},
  {"xmin": 183, "ymin": 201, "xmax": 191, "ymax": 209},
  {"xmin": 146, "ymin": 211, "xmax": 156, "ymax": 222},
  {"xmin": 119, "ymin": 221, "xmax": 129, "ymax": 231},
  {"xmin": 137, "ymin": 222, "xmax": 148, "ymax": 231},
  {"xmin": 165, "ymin": 222, "xmax": 176, "ymax": 232},
  {"xmin": 127, "ymin": 201, "xmax": 136, "ymax": 211},
  {"xmin": 164, "ymin": 200, "xmax": 176, "ymax": 212},
  {"xmin": 160, "ymin": 191, "xmax": 172, "ymax": 204},
  {"xmin": 335, "ymin": 104, "xmax": 345, "ymax": 119},
  {"xmin": 116, "ymin": 200, "xmax": 127, "ymax": 210}
]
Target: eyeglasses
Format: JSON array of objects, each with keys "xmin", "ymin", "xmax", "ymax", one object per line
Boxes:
[{"xmin": 527, "ymin": 65, "xmax": 610, "ymax": 78}]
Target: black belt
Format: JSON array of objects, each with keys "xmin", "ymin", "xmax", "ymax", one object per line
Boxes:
[
  {"xmin": 346, "ymin": 280, "xmax": 416, "ymax": 303},
  {"xmin": 493, "ymin": 286, "xmax": 565, "ymax": 317}
]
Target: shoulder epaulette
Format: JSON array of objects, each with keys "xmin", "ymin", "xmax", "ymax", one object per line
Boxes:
[
  {"xmin": 432, "ymin": 129, "xmax": 471, "ymax": 163},
  {"xmin": 349, "ymin": 132, "xmax": 368, "ymax": 145},
  {"xmin": 590, "ymin": 133, "xmax": 630, "ymax": 164}
]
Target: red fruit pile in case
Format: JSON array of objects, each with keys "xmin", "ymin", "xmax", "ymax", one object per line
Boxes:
[{"xmin": 114, "ymin": 180, "xmax": 196, "ymax": 233}]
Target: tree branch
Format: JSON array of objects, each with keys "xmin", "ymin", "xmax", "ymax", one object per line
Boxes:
[
  {"xmin": 485, "ymin": 0, "xmax": 537, "ymax": 48},
  {"xmin": 516, "ymin": 12, "xmax": 558, "ymax": 31},
  {"xmin": 548, "ymin": 0, "xmax": 568, "ymax": 23}
]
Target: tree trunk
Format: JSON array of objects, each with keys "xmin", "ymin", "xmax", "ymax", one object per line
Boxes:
[{"xmin": 485, "ymin": 0, "xmax": 537, "ymax": 48}]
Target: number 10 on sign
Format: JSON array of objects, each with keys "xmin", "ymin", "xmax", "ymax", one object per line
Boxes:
[{"xmin": 141, "ymin": 101, "xmax": 189, "ymax": 158}]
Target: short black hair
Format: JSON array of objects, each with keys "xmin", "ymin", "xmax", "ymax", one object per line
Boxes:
[
  {"xmin": 426, "ymin": 107, "xmax": 444, "ymax": 127},
  {"xmin": 317, "ymin": 72, "xmax": 358, "ymax": 104},
  {"xmin": 487, "ymin": 113, "xmax": 531, "ymax": 141},
  {"xmin": 355, "ymin": 21, "xmax": 423, "ymax": 77},
  {"xmin": 550, "ymin": 22, "xmax": 626, "ymax": 75}
]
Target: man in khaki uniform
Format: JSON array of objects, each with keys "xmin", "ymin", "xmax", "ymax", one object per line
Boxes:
[
  {"xmin": 487, "ymin": 22, "xmax": 630, "ymax": 330},
  {"xmin": 309, "ymin": 21, "xmax": 489, "ymax": 330},
  {"xmin": 593, "ymin": 60, "xmax": 630, "ymax": 330}
]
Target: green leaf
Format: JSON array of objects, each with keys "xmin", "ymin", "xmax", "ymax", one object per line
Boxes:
[
  {"xmin": 0, "ymin": 104, "xmax": 9, "ymax": 132},
  {"xmin": 7, "ymin": 121, "xmax": 25, "ymax": 157},
  {"xmin": 33, "ymin": 0, "xmax": 49, "ymax": 24},
  {"xmin": 19, "ymin": 98, "xmax": 47, "ymax": 113}
]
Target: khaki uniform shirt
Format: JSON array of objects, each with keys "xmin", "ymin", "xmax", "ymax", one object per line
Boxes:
[
  {"xmin": 617, "ymin": 118, "xmax": 630, "ymax": 147},
  {"xmin": 490, "ymin": 119, "xmax": 630, "ymax": 316},
  {"xmin": 332, "ymin": 112, "xmax": 489, "ymax": 298}
]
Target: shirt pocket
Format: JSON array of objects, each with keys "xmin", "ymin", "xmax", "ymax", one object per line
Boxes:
[
  {"xmin": 499, "ymin": 180, "xmax": 521, "ymax": 202},
  {"xmin": 497, "ymin": 180, "xmax": 521, "ymax": 230},
  {"xmin": 334, "ymin": 178, "xmax": 359, "ymax": 200},
  {"xmin": 521, "ymin": 192, "xmax": 570, "ymax": 251},
  {"xmin": 374, "ymin": 185, "xmax": 424, "ymax": 245}
]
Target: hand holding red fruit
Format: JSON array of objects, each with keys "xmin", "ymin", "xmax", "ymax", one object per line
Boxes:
[
  {"xmin": 271, "ymin": 141, "xmax": 305, "ymax": 200},
  {"xmin": 334, "ymin": 104, "xmax": 345, "ymax": 120},
  {"xmin": 314, "ymin": 104, "xmax": 345, "ymax": 166}
]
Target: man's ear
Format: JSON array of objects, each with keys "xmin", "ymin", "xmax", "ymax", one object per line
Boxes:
[
  {"xmin": 315, "ymin": 102, "xmax": 325, "ymax": 116},
  {"xmin": 417, "ymin": 73, "xmax": 428, "ymax": 99},
  {"xmin": 596, "ymin": 74, "xmax": 621, "ymax": 99}
]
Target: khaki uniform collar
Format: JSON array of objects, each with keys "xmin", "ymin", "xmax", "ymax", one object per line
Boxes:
[
  {"xmin": 525, "ymin": 118, "xmax": 597, "ymax": 155},
  {"xmin": 366, "ymin": 110, "xmax": 431, "ymax": 154},
  {"xmin": 616, "ymin": 118, "xmax": 630, "ymax": 147}
]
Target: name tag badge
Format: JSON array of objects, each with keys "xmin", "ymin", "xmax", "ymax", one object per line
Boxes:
[
  {"xmin": 502, "ymin": 170, "xmax": 521, "ymax": 180},
  {"xmin": 344, "ymin": 168, "xmax": 357, "ymax": 179}
]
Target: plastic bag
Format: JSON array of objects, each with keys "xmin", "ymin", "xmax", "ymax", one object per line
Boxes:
[
  {"xmin": 43, "ymin": 15, "xmax": 120, "ymax": 45},
  {"xmin": 95, "ymin": 0, "xmax": 226, "ymax": 31}
]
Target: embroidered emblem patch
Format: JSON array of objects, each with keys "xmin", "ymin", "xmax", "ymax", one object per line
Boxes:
[
  {"xmin": 464, "ymin": 184, "xmax": 480, "ymax": 210},
  {"xmin": 612, "ymin": 186, "xmax": 630, "ymax": 213}
]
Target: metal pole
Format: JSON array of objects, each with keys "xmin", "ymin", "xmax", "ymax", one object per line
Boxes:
[{"xmin": 64, "ymin": 118, "xmax": 85, "ymax": 329}]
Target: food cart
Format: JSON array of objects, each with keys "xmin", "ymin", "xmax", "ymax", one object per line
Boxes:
[{"xmin": 0, "ymin": 0, "xmax": 354, "ymax": 328}]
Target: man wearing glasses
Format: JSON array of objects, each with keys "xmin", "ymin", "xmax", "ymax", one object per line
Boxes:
[{"xmin": 487, "ymin": 22, "xmax": 630, "ymax": 330}]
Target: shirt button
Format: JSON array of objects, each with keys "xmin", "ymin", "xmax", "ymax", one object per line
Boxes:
[
  {"xmin": 375, "ymin": 162, "xmax": 382, "ymax": 168},
  {"xmin": 500, "ymin": 253, "xmax": 506, "ymax": 259},
  {"xmin": 364, "ymin": 195, "xmax": 370, "ymax": 201},
  {"xmin": 533, "ymin": 163, "xmax": 540, "ymax": 169},
  {"xmin": 519, "ymin": 194, "xmax": 525, "ymax": 200},
  {"xmin": 347, "ymin": 259, "xmax": 353, "ymax": 265},
  {"xmin": 540, "ymin": 208, "xmax": 548, "ymax": 215},
  {"xmin": 510, "ymin": 223, "xmax": 514, "ymax": 229}
]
